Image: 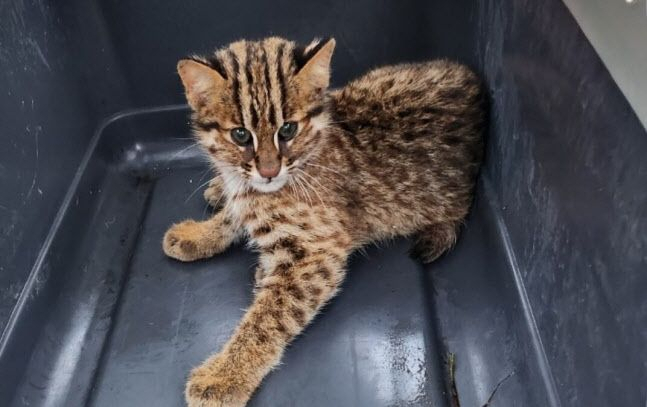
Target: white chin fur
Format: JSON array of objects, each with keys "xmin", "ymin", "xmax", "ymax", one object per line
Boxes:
[
  {"xmin": 249, "ymin": 166, "xmax": 289, "ymax": 193},
  {"xmin": 219, "ymin": 165, "xmax": 289, "ymax": 194},
  {"xmin": 250, "ymin": 176, "xmax": 288, "ymax": 193}
]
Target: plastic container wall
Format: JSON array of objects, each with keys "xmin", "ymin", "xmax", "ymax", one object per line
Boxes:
[{"xmin": 0, "ymin": 1, "xmax": 645, "ymax": 406}]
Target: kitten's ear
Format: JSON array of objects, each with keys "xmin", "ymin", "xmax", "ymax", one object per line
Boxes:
[
  {"xmin": 177, "ymin": 59, "xmax": 226, "ymax": 110},
  {"xmin": 295, "ymin": 38, "xmax": 336, "ymax": 90}
]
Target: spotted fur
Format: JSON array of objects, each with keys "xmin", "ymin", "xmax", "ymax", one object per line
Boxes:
[{"xmin": 163, "ymin": 37, "xmax": 484, "ymax": 407}]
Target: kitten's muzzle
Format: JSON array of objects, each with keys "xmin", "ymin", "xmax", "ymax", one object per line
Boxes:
[{"xmin": 257, "ymin": 162, "xmax": 281, "ymax": 179}]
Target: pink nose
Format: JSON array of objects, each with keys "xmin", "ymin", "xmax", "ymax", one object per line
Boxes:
[{"xmin": 258, "ymin": 163, "xmax": 280, "ymax": 178}]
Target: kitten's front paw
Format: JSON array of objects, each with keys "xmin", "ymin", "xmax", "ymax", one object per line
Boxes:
[
  {"xmin": 203, "ymin": 178, "xmax": 224, "ymax": 209},
  {"xmin": 185, "ymin": 364, "xmax": 251, "ymax": 407},
  {"xmin": 163, "ymin": 220, "xmax": 213, "ymax": 262}
]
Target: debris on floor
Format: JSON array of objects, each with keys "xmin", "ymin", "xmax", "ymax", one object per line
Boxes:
[
  {"xmin": 447, "ymin": 353, "xmax": 461, "ymax": 407},
  {"xmin": 481, "ymin": 371, "xmax": 514, "ymax": 407},
  {"xmin": 446, "ymin": 352, "xmax": 514, "ymax": 407}
]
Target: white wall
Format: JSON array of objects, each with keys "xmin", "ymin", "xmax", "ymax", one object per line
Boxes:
[{"xmin": 563, "ymin": 0, "xmax": 647, "ymax": 130}]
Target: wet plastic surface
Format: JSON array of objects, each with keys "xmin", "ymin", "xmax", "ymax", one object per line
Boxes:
[
  {"xmin": 0, "ymin": 107, "xmax": 551, "ymax": 407},
  {"xmin": 1, "ymin": 0, "xmax": 646, "ymax": 406}
]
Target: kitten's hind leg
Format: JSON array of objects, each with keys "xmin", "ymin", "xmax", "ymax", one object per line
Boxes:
[
  {"xmin": 411, "ymin": 221, "xmax": 460, "ymax": 264},
  {"xmin": 163, "ymin": 210, "xmax": 240, "ymax": 262}
]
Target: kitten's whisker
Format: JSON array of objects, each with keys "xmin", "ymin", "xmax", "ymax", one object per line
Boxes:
[
  {"xmin": 171, "ymin": 136, "xmax": 198, "ymax": 141},
  {"xmin": 326, "ymin": 119, "xmax": 351, "ymax": 125},
  {"xmin": 222, "ymin": 176, "xmax": 244, "ymax": 209},
  {"xmin": 184, "ymin": 176, "xmax": 216, "ymax": 203},
  {"xmin": 227, "ymin": 178, "xmax": 248, "ymax": 215},
  {"xmin": 298, "ymin": 174, "xmax": 318, "ymax": 206},
  {"xmin": 300, "ymin": 176, "xmax": 326, "ymax": 209},
  {"xmin": 299, "ymin": 168, "xmax": 343, "ymax": 190},
  {"xmin": 216, "ymin": 164, "xmax": 245, "ymax": 172},
  {"xmin": 201, "ymin": 200, "xmax": 211, "ymax": 217},
  {"xmin": 303, "ymin": 162, "xmax": 344, "ymax": 176},
  {"xmin": 296, "ymin": 169, "xmax": 333, "ymax": 194},
  {"xmin": 289, "ymin": 176, "xmax": 307, "ymax": 204},
  {"xmin": 292, "ymin": 176, "xmax": 308, "ymax": 206},
  {"xmin": 295, "ymin": 169, "xmax": 329, "ymax": 208},
  {"xmin": 292, "ymin": 175, "xmax": 312, "ymax": 207},
  {"xmin": 290, "ymin": 176, "xmax": 301, "ymax": 204},
  {"xmin": 210, "ymin": 191, "xmax": 226, "ymax": 210},
  {"xmin": 196, "ymin": 167, "xmax": 213, "ymax": 184},
  {"xmin": 289, "ymin": 182, "xmax": 299, "ymax": 202},
  {"xmin": 166, "ymin": 142, "xmax": 199, "ymax": 163}
]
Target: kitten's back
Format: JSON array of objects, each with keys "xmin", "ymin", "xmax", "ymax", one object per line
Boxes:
[
  {"xmin": 331, "ymin": 60, "xmax": 483, "ymax": 152},
  {"xmin": 329, "ymin": 60, "xmax": 484, "ymax": 227}
]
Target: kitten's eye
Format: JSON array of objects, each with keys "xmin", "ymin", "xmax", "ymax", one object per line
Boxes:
[
  {"xmin": 278, "ymin": 122, "xmax": 298, "ymax": 141},
  {"xmin": 230, "ymin": 127, "xmax": 252, "ymax": 146}
]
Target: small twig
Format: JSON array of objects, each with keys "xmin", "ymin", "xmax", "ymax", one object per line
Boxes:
[
  {"xmin": 446, "ymin": 352, "xmax": 514, "ymax": 407},
  {"xmin": 481, "ymin": 371, "xmax": 515, "ymax": 407}
]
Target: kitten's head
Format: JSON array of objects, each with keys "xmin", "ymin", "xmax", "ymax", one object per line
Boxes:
[{"xmin": 177, "ymin": 37, "xmax": 335, "ymax": 194}]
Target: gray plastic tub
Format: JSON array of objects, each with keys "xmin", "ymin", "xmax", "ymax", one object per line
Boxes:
[{"xmin": 0, "ymin": 1, "xmax": 645, "ymax": 406}]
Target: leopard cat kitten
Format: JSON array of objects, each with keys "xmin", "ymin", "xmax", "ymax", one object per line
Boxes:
[{"xmin": 164, "ymin": 37, "xmax": 484, "ymax": 407}]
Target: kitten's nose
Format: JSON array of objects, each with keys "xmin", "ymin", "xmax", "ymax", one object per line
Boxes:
[{"xmin": 258, "ymin": 162, "xmax": 280, "ymax": 179}]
